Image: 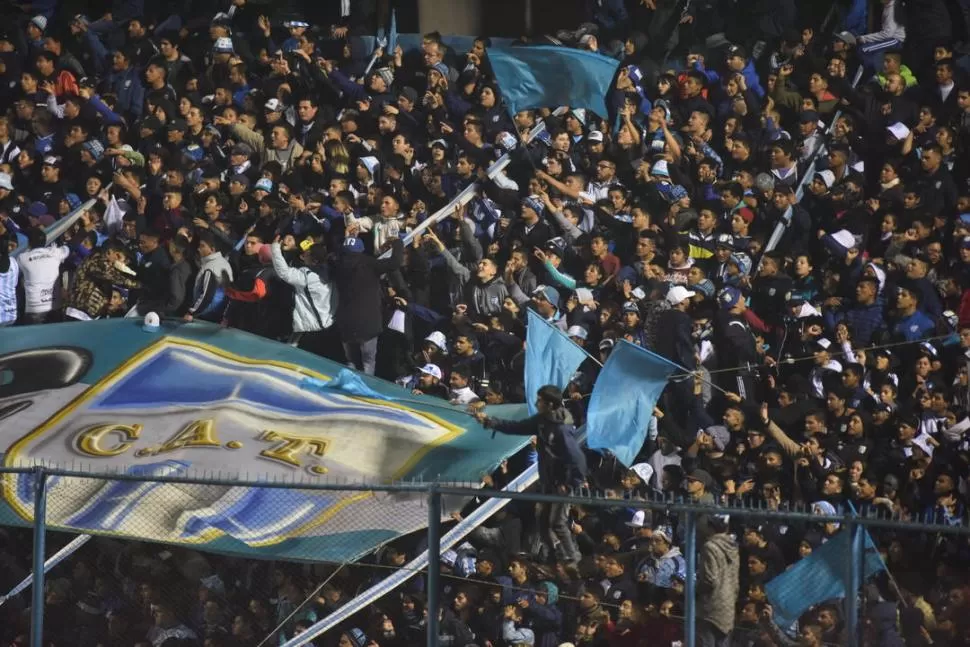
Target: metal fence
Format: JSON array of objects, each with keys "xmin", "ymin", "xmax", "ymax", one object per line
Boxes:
[{"xmin": 2, "ymin": 465, "xmax": 968, "ymax": 647}]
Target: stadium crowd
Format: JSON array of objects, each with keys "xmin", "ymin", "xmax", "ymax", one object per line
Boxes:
[{"xmin": 2, "ymin": 0, "xmax": 970, "ymax": 645}]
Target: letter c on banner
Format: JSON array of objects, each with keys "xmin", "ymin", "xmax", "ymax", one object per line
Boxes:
[{"xmin": 76, "ymin": 424, "xmax": 143, "ymax": 457}]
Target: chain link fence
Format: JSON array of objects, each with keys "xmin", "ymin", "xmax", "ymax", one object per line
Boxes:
[{"xmin": 0, "ymin": 466, "xmax": 968, "ymax": 647}]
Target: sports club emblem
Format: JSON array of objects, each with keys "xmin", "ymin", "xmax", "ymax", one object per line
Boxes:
[{"xmin": 0, "ymin": 338, "xmax": 462, "ymax": 557}]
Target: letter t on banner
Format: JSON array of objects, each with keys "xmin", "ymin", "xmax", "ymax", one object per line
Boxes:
[{"xmin": 586, "ymin": 340, "xmax": 680, "ymax": 466}]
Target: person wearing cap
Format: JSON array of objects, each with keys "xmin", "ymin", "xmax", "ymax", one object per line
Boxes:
[
  {"xmin": 229, "ymin": 121, "xmax": 305, "ymax": 173},
  {"xmin": 331, "ymin": 232, "xmax": 404, "ymax": 375},
  {"xmin": 636, "ymin": 524, "xmax": 686, "ymax": 594},
  {"xmin": 654, "ymin": 285, "xmax": 697, "ymax": 421},
  {"xmin": 397, "ymin": 363, "xmax": 448, "ymax": 400},
  {"xmin": 714, "ymin": 286, "xmax": 759, "ymax": 399}
]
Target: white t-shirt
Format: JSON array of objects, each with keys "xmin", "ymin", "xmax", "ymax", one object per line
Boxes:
[{"xmin": 18, "ymin": 245, "xmax": 69, "ymax": 314}]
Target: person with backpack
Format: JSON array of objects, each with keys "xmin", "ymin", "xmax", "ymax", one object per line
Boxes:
[{"xmin": 475, "ymin": 385, "xmax": 588, "ymax": 565}]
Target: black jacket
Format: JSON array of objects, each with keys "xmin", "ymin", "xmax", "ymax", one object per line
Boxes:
[
  {"xmin": 654, "ymin": 308, "xmax": 695, "ymax": 370},
  {"xmin": 333, "ymin": 239, "xmax": 404, "ymax": 342},
  {"xmin": 486, "ymin": 408, "xmax": 587, "ymax": 493}
]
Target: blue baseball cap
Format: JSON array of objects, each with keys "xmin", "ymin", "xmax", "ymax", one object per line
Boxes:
[
  {"xmin": 532, "ymin": 285, "xmax": 560, "ymax": 308},
  {"xmin": 343, "ymin": 237, "xmax": 365, "ymax": 253},
  {"xmin": 719, "ymin": 286, "xmax": 743, "ymax": 310}
]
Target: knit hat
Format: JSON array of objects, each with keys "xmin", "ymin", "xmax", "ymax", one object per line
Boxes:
[
  {"xmin": 65, "ymin": 193, "xmax": 82, "ymax": 211},
  {"xmin": 815, "ymin": 170, "xmax": 835, "ymax": 188},
  {"xmin": 694, "ymin": 278, "xmax": 715, "ymax": 298},
  {"xmin": 0, "ymin": 173, "xmax": 13, "ymax": 191},
  {"xmin": 30, "ymin": 15, "xmax": 47, "ymax": 31},
  {"xmin": 626, "ymin": 65, "xmax": 644, "ymax": 86},
  {"xmin": 82, "ymin": 139, "xmax": 105, "ymax": 161},
  {"xmin": 399, "ymin": 86, "xmax": 418, "ymax": 104},
  {"xmin": 254, "ymin": 178, "xmax": 273, "ymax": 193},
  {"xmin": 375, "ymin": 67, "xmax": 394, "ymax": 87},
  {"xmin": 735, "ymin": 206, "xmax": 755, "ymax": 224},
  {"xmin": 359, "ymin": 156, "xmax": 380, "ymax": 179},
  {"xmin": 701, "ymin": 425, "xmax": 730, "ymax": 451},
  {"xmin": 343, "ymin": 628, "xmax": 367, "ymax": 647},
  {"xmin": 430, "ymin": 62, "xmax": 449, "ymax": 80},
  {"xmin": 728, "ymin": 252, "xmax": 752, "ymax": 276},
  {"xmin": 651, "ymin": 159, "xmax": 669, "ymax": 178},
  {"xmin": 521, "ymin": 195, "xmax": 544, "ymax": 215}
]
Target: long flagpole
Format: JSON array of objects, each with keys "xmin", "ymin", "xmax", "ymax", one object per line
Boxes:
[{"xmin": 0, "ymin": 535, "xmax": 92, "ymax": 607}]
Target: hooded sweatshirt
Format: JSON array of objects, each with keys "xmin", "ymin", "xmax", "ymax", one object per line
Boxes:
[
  {"xmin": 188, "ymin": 251, "xmax": 233, "ymax": 320},
  {"xmin": 697, "ymin": 532, "xmax": 740, "ymax": 635}
]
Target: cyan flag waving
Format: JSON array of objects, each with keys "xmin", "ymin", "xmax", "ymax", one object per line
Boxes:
[
  {"xmin": 586, "ymin": 340, "xmax": 679, "ymax": 466},
  {"xmin": 488, "ymin": 46, "xmax": 621, "ymax": 119},
  {"xmin": 525, "ymin": 309, "xmax": 589, "ymax": 415},
  {"xmin": 766, "ymin": 524, "xmax": 886, "ymax": 629}
]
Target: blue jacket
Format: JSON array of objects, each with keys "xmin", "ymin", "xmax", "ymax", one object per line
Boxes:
[
  {"xmin": 698, "ymin": 60, "xmax": 765, "ymax": 99},
  {"xmin": 586, "ymin": 0, "xmax": 629, "ymax": 32},
  {"xmin": 102, "ymin": 67, "xmax": 145, "ymax": 118},
  {"xmin": 894, "ymin": 310, "xmax": 935, "ymax": 342}
]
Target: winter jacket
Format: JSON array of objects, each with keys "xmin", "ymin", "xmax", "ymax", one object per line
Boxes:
[
  {"xmin": 485, "ymin": 408, "xmax": 587, "ymax": 493},
  {"xmin": 332, "ymin": 239, "xmax": 403, "ymax": 342},
  {"xmin": 188, "ymin": 251, "xmax": 233, "ymax": 321},
  {"xmin": 65, "ymin": 251, "xmax": 141, "ymax": 318},
  {"xmin": 165, "ymin": 259, "xmax": 194, "ymax": 316},
  {"xmin": 101, "ymin": 67, "xmax": 145, "ymax": 118},
  {"xmin": 696, "ymin": 532, "xmax": 740, "ymax": 635},
  {"xmin": 270, "ymin": 242, "xmax": 336, "ymax": 333},
  {"xmin": 229, "ymin": 123, "xmax": 305, "ymax": 172}
]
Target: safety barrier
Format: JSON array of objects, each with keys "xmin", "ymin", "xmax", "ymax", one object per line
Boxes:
[{"xmin": 1, "ymin": 465, "xmax": 967, "ymax": 647}]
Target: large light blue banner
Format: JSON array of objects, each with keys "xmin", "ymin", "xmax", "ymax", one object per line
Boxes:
[
  {"xmin": 0, "ymin": 320, "xmax": 530, "ymax": 562},
  {"xmin": 488, "ymin": 46, "xmax": 621, "ymax": 118},
  {"xmin": 524, "ymin": 309, "xmax": 588, "ymax": 414},
  {"xmin": 586, "ymin": 340, "xmax": 679, "ymax": 466}
]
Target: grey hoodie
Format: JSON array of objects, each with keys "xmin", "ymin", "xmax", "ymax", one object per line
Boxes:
[{"xmin": 697, "ymin": 532, "xmax": 740, "ymax": 635}]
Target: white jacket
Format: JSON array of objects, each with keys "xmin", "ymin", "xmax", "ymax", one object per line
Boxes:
[{"xmin": 270, "ymin": 243, "xmax": 336, "ymax": 332}]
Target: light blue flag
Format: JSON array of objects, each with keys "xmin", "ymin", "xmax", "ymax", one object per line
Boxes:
[
  {"xmin": 525, "ymin": 309, "xmax": 589, "ymax": 415},
  {"xmin": 765, "ymin": 525, "xmax": 886, "ymax": 629},
  {"xmin": 487, "ymin": 46, "xmax": 621, "ymax": 120},
  {"xmin": 301, "ymin": 369, "xmax": 401, "ymax": 402},
  {"xmin": 388, "ymin": 9, "xmax": 398, "ymax": 55},
  {"xmin": 586, "ymin": 340, "xmax": 679, "ymax": 466}
]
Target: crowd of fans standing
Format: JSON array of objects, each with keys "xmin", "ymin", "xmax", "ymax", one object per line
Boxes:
[{"xmin": 2, "ymin": 0, "xmax": 970, "ymax": 645}]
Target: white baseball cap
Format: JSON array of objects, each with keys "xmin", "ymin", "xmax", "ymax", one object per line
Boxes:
[
  {"xmin": 625, "ymin": 510, "xmax": 647, "ymax": 528},
  {"xmin": 264, "ymin": 98, "xmax": 283, "ymax": 112},
  {"xmin": 142, "ymin": 312, "xmax": 161, "ymax": 333},
  {"xmin": 418, "ymin": 364, "xmax": 443, "ymax": 380},
  {"xmin": 666, "ymin": 285, "xmax": 696, "ymax": 306}
]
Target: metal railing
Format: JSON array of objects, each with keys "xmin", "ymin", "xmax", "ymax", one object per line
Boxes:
[{"xmin": 2, "ymin": 465, "xmax": 967, "ymax": 647}]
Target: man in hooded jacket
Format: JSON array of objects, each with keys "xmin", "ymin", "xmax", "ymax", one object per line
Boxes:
[
  {"xmin": 332, "ymin": 235, "xmax": 403, "ymax": 375},
  {"xmin": 696, "ymin": 515, "xmax": 740, "ymax": 647},
  {"xmin": 476, "ymin": 385, "xmax": 587, "ymax": 564}
]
